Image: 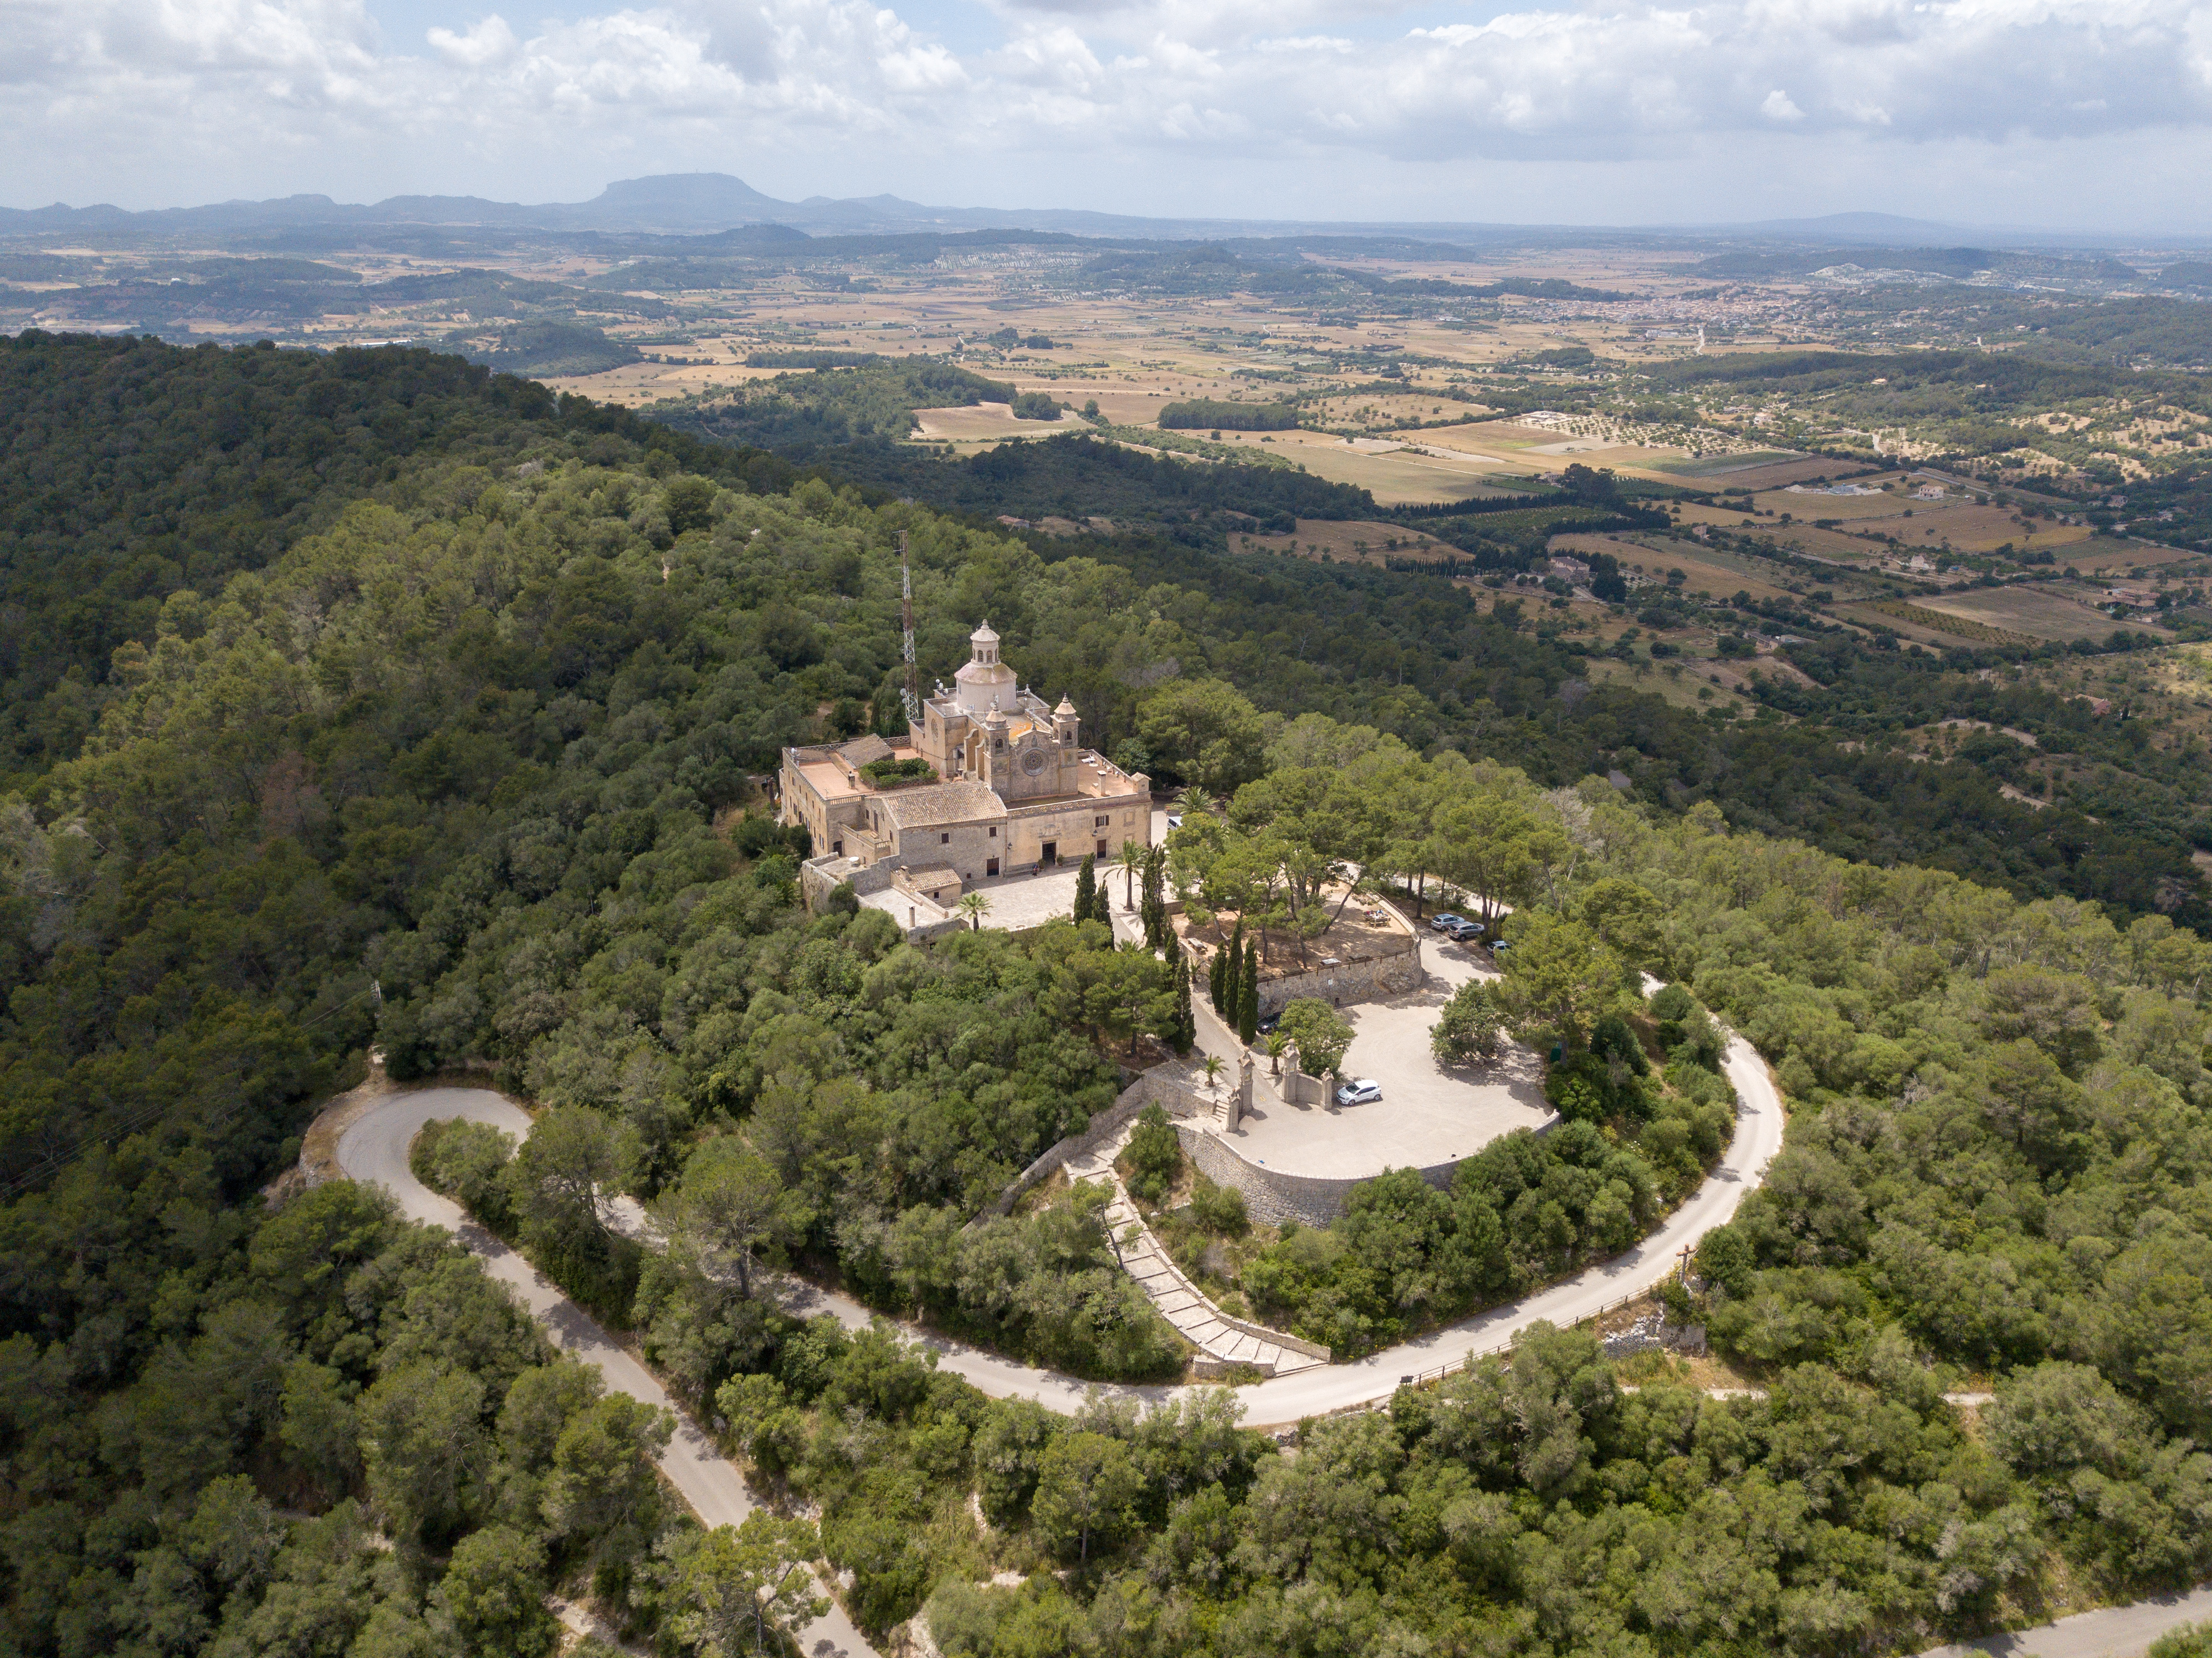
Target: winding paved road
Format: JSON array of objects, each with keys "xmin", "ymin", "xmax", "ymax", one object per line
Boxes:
[
  {"xmin": 336, "ymin": 1088, "xmax": 876, "ymax": 1658},
  {"xmin": 336, "ymin": 1025, "xmax": 1783, "ymax": 1434},
  {"xmin": 335, "ymin": 1061, "xmax": 2207, "ymax": 1657}
]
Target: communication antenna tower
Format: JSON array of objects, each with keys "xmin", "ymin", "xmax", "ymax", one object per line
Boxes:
[{"xmin": 899, "ymin": 530, "xmax": 921, "ymax": 725}]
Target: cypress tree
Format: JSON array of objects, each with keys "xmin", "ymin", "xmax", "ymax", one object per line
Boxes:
[
  {"xmin": 1238, "ymin": 939, "xmax": 1260, "ymax": 1045},
  {"xmin": 1173, "ymin": 955, "xmax": 1194, "ymax": 1053},
  {"xmin": 1218, "ymin": 920, "xmax": 1243, "ymax": 1019},
  {"xmin": 1090, "ymin": 878, "xmax": 1114, "ymax": 927},
  {"xmin": 1073, "ymin": 854, "xmax": 1097, "ymax": 924},
  {"xmin": 1141, "ymin": 847, "xmax": 1168, "ymax": 948}
]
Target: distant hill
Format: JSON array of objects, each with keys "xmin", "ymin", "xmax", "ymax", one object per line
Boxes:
[{"xmin": 7, "ymin": 175, "xmax": 2186, "ymax": 249}]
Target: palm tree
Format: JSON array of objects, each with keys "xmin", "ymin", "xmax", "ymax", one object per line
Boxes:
[
  {"xmin": 955, "ymin": 891, "xmax": 991, "ymax": 931},
  {"xmin": 1201, "ymin": 1053, "xmax": 1225, "ymax": 1094},
  {"xmin": 1264, "ymin": 1032, "xmax": 1289, "ymax": 1079},
  {"xmin": 1115, "ymin": 841, "xmax": 1146, "ymax": 910},
  {"xmin": 1175, "ymin": 784, "xmax": 1220, "ymax": 820}
]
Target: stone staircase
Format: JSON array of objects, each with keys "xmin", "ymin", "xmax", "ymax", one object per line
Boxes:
[{"xmin": 1066, "ymin": 1128, "xmax": 1327, "ymax": 1379}]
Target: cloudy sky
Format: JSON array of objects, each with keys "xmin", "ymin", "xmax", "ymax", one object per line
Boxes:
[{"xmin": 9, "ymin": 0, "xmax": 2212, "ymax": 229}]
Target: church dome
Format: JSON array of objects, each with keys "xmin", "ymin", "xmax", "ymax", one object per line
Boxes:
[{"xmin": 953, "ymin": 618, "xmax": 1017, "ymax": 717}]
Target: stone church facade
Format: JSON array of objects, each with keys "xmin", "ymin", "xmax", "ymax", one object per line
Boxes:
[{"xmin": 780, "ymin": 622, "xmax": 1152, "ymax": 896}]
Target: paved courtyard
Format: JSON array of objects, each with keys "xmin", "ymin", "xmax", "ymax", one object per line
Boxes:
[
  {"xmin": 1206, "ymin": 932, "xmax": 1555, "ymax": 1180},
  {"xmin": 861, "ymin": 857, "xmax": 1150, "ymax": 940}
]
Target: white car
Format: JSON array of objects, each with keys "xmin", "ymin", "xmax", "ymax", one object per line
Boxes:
[{"xmin": 1335, "ymin": 1079, "xmax": 1383, "ymax": 1107}]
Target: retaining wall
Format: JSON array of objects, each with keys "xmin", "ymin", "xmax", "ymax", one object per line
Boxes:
[
  {"xmin": 1176, "ymin": 1124, "xmax": 1461, "ymax": 1229},
  {"xmin": 1256, "ymin": 931, "xmax": 1425, "ymax": 1011},
  {"xmin": 1188, "ymin": 924, "xmax": 1426, "ymax": 1017},
  {"xmin": 977, "ymin": 1069, "xmax": 1210, "ymax": 1222}
]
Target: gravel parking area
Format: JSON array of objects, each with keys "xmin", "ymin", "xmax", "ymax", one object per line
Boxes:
[{"xmin": 1221, "ymin": 935, "xmax": 1554, "ymax": 1179}]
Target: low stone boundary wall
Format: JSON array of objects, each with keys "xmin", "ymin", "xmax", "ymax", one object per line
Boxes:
[
  {"xmin": 976, "ymin": 1069, "xmax": 1209, "ymax": 1222},
  {"xmin": 1176, "ymin": 1124, "xmax": 1461, "ymax": 1229},
  {"xmin": 1135, "ymin": 1237, "xmax": 1330, "ymax": 1371}
]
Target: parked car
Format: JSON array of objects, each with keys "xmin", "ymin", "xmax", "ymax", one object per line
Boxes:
[
  {"xmin": 1335, "ymin": 1078, "xmax": 1383, "ymax": 1107},
  {"xmin": 1257, "ymin": 1009, "xmax": 1281, "ymax": 1035},
  {"xmin": 1428, "ymin": 913, "xmax": 1468, "ymax": 934},
  {"xmin": 1442, "ymin": 918, "xmax": 1485, "ymax": 941},
  {"xmin": 1165, "ymin": 812, "xmax": 1184, "ymax": 830}
]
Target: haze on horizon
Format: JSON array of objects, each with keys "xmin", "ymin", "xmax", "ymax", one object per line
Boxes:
[{"xmin": 12, "ymin": 0, "xmax": 2212, "ymax": 236}]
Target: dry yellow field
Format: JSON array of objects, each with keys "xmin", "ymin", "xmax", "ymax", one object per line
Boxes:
[
  {"xmin": 909, "ymin": 403, "xmax": 1076, "ymax": 444},
  {"xmin": 2061, "ymin": 539, "xmax": 2203, "ymax": 576}
]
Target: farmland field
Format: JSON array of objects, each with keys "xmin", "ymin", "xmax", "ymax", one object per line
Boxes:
[
  {"xmin": 1912, "ymin": 585, "xmax": 2117, "ymax": 642},
  {"xmin": 1231, "ymin": 519, "xmax": 1460, "ymax": 563},
  {"xmin": 1665, "ymin": 456, "xmax": 1874, "ymax": 490},
  {"xmin": 1553, "ymin": 534, "xmax": 1808, "ymax": 603}
]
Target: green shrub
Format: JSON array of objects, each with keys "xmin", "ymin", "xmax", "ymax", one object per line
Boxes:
[
  {"xmin": 412, "ymin": 1118, "xmax": 518, "ymax": 1232},
  {"xmin": 1432, "ymin": 980, "xmax": 1505, "ymax": 1065},
  {"xmin": 859, "ymin": 756, "xmax": 936, "ymax": 786},
  {"xmin": 1188, "ymin": 1178, "xmax": 1248, "ymax": 1237},
  {"xmin": 1121, "ymin": 1104, "xmax": 1181, "ymax": 1202}
]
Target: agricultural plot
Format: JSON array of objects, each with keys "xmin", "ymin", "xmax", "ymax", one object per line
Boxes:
[
  {"xmin": 1900, "ymin": 585, "xmax": 2116, "ymax": 643},
  {"xmin": 911, "ymin": 402, "xmax": 1076, "ymax": 444},
  {"xmin": 1252, "ymin": 433, "xmax": 1518, "ymax": 503},
  {"xmin": 1553, "ymin": 535, "xmax": 1804, "ymax": 604},
  {"xmin": 1231, "ymin": 520, "xmax": 1461, "ymax": 563},
  {"xmin": 1646, "ymin": 452, "xmax": 1807, "ymax": 482},
  {"xmin": 2061, "ymin": 538, "xmax": 2208, "ymax": 576}
]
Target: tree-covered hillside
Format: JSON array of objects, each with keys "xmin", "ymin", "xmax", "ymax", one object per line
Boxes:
[
  {"xmin": 0, "ymin": 331, "xmax": 802, "ymax": 777},
  {"xmin": 6, "ymin": 334, "xmax": 2212, "ymax": 1656}
]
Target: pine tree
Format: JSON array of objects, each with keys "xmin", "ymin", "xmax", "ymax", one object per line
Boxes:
[
  {"xmin": 1172, "ymin": 955, "xmax": 1194, "ymax": 1053},
  {"xmin": 1073, "ymin": 854, "xmax": 1097, "ymax": 925},
  {"xmin": 1238, "ymin": 938, "xmax": 1260, "ymax": 1045}
]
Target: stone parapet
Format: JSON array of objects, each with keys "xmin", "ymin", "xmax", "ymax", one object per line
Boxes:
[{"xmin": 1176, "ymin": 1123, "xmax": 1460, "ymax": 1229}]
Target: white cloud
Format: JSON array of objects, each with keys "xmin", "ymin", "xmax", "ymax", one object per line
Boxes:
[
  {"xmin": 426, "ymin": 15, "xmax": 519, "ymax": 68},
  {"xmin": 8, "ymin": 0, "xmax": 2212, "ymax": 221}
]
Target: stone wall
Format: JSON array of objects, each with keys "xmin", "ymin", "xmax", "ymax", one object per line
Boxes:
[
  {"xmin": 1176, "ymin": 1124, "xmax": 1460, "ymax": 1229},
  {"xmin": 976, "ymin": 1068, "xmax": 1210, "ymax": 1222},
  {"xmin": 1256, "ymin": 930, "xmax": 1425, "ymax": 1012},
  {"xmin": 1188, "ymin": 927, "xmax": 1426, "ymax": 1017}
]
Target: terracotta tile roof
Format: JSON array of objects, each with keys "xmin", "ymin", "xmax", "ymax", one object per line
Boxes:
[
  {"xmin": 836, "ymin": 734, "xmax": 894, "ymax": 765},
  {"xmin": 872, "ymin": 780, "xmax": 1006, "ymax": 828}
]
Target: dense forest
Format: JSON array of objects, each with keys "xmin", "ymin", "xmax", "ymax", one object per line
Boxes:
[{"xmin": 7, "ymin": 331, "xmax": 2212, "ymax": 1654}]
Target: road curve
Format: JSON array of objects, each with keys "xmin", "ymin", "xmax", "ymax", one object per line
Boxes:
[
  {"xmin": 335, "ymin": 1087, "xmax": 878, "ymax": 1658},
  {"xmin": 337, "ymin": 1026, "xmax": 1783, "ymax": 1435},
  {"xmin": 1220, "ymin": 1028, "xmax": 1787, "ymax": 1424},
  {"xmin": 339, "ymin": 1072, "xmax": 2212, "ymax": 1658}
]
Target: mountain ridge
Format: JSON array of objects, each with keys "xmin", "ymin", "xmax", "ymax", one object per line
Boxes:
[{"xmin": 1, "ymin": 174, "xmax": 2175, "ymax": 248}]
